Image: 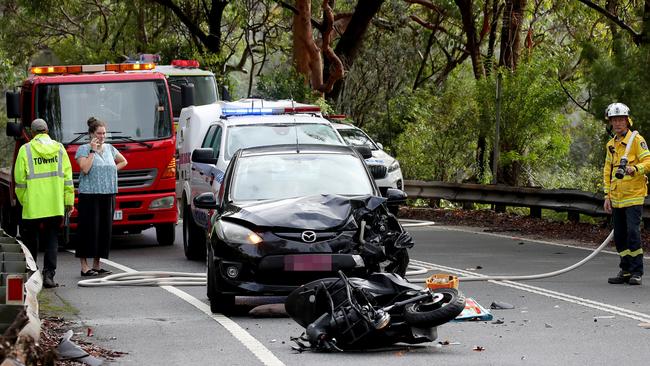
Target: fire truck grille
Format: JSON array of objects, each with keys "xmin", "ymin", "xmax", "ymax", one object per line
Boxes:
[
  {"xmin": 73, "ymin": 169, "xmax": 157, "ymax": 189},
  {"xmin": 368, "ymin": 165, "xmax": 387, "ymax": 179}
]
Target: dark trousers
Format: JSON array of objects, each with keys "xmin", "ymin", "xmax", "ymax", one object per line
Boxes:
[
  {"xmin": 21, "ymin": 216, "xmax": 61, "ymax": 278},
  {"xmin": 612, "ymin": 205, "xmax": 644, "ymax": 276},
  {"xmin": 76, "ymin": 194, "xmax": 115, "ymax": 259}
]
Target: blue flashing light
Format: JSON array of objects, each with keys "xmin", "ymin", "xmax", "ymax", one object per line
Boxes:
[{"xmin": 221, "ymin": 107, "xmax": 280, "ymax": 116}]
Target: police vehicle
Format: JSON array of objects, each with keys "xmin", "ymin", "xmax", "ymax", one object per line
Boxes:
[{"xmin": 177, "ymin": 99, "xmax": 345, "ymax": 260}]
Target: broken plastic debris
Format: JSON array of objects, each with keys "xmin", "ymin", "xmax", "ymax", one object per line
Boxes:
[
  {"xmin": 490, "ymin": 301, "xmax": 514, "ymax": 310},
  {"xmin": 637, "ymin": 323, "xmax": 650, "ymax": 329},
  {"xmin": 248, "ymin": 303, "xmax": 287, "ymax": 317},
  {"xmin": 439, "ymin": 340, "xmax": 461, "ymax": 345},
  {"xmin": 544, "ymin": 323, "xmax": 553, "ymax": 328},
  {"xmin": 454, "ymin": 298, "xmax": 493, "ymax": 321},
  {"xmin": 87, "ymin": 328, "xmax": 93, "ymax": 337},
  {"xmin": 57, "ymin": 330, "xmax": 104, "ymax": 366},
  {"xmin": 473, "ymin": 346, "xmax": 486, "ymax": 351}
]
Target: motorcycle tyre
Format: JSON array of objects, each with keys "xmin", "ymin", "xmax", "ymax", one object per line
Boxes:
[{"xmin": 404, "ymin": 288, "xmax": 466, "ymax": 328}]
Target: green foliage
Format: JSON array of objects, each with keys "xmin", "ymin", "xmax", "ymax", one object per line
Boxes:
[
  {"xmin": 476, "ymin": 58, "xmax": 571, "ymax": 185},
  {"xmin": 392, "ymin": 70, "xmax": 480, "ymax": 182},
  {"xmin": 255, "ymin": 66, "xmax": 321, "ymax": 103}
]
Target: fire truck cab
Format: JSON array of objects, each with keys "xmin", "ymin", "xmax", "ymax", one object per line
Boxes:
[{"xmin": 1, "ymin": 62, "xmax": 178, "ymax": 246}]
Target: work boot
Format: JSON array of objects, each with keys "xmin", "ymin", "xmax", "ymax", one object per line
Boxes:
[
  {"xmin": 607, "ymin": 271, "xmax": 631, "ymax": 284},
  {"xmin": 43, "ymin": 276, "xmax": 58, "ymax": 289},
  {"xmin": 628, "ymin": 275, "xmax": 642, "ymax": 286}
]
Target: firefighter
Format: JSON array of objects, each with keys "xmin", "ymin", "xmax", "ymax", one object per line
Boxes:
[
  {"xmin": 14, "ymin": 119, "xmax": 74, "ymax": 288},
  {"xmin": 603, "ymin": 103, "xmax": 649, "ymax": 285}
]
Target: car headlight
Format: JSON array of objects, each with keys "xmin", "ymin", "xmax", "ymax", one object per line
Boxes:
[
  {"xmin": 388, "ymin": 160, "xmax": 400, "ymax": 172},
  {"xmin": 215, "ymin": 220, "xmax": 263, "ymax": 245}
]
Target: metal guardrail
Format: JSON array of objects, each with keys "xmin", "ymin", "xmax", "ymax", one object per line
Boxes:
[{"xmin": 403, "ymin": 180, "xmax": 650, "ymax": 220}]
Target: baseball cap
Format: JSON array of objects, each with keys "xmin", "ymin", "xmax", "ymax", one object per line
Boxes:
[{"xmin": 31, "ymin": 119, "xmax": 48, "ymax": 132}]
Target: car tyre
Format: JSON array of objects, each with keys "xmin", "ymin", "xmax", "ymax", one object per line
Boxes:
[
  {"xmin": 155, "ymin": 223, "xmax": 176, "ymax": 246},
  {"xmin": 210, "ymin": 291, "xmax": 236, "ymax": 314},
  {"xmin": 183, "ymin": 201, "xmax": 206, "ymax": 260}
]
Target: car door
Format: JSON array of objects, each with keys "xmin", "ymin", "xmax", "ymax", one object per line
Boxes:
[{"xmin": 190, "ymin": 123, "xmax": 223, "ymax": 227}]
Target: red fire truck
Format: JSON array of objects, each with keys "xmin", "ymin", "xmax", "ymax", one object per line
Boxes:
[{"xmin": 1, "ymin": 62, "xmax": 177, "ymax": 245}]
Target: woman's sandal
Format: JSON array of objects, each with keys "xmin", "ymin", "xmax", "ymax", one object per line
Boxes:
[
  {"xmin": 81, "ymin": 269, "xmax": 99, "ymax": 277},
  {"xmin": 93, "ymin": 268, "xmax": 112, "ymax": 275}
]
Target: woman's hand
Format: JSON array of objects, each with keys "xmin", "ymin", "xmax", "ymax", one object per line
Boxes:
[{"xmin": 90, "ymin": 137, "xmax": 102, "ymax": 152}]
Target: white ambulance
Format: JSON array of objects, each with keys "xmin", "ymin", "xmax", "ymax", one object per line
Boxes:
[{"xmin": 176, "ymin": 99, "xmax": 346, "ymax": 260}]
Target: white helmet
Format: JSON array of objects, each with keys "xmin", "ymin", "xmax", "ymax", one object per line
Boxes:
[{"xmin": 605, "ymin": 102, "xmax": 630, "ymax": 119}]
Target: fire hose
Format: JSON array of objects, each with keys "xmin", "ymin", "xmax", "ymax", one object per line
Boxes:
[
  {"xmin": 406, "ymin": 230, "xmax": 614, "ymax": 283},
  {"xmin": 78, "ymin": 230, "xmax": 614, "ymax": 287}
]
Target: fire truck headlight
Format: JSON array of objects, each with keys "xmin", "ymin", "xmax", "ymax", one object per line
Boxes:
[{"xmin": 149, "ymin": 196, "xmax": 175, "ymax": 209}]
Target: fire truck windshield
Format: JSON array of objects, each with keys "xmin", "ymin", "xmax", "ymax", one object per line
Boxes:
[{"xmin": 35, "ymin": 80, "xmax": 172, "ymax": 144}]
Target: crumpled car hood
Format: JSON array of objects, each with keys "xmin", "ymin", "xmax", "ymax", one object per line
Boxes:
[{"xmin": 222, "ymin": 194, "xmax": 386, "ymax": 230}]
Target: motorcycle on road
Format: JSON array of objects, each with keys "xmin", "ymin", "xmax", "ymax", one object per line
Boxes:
[{"xmin": 285, "ymin": 271, "xmax": 466, "ymax": 351}]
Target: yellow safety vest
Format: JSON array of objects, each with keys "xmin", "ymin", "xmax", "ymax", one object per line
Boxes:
[
  {"xmin": 603, "ymin": 130, "xmax": 650, "ymax": 208},
  {"xmin": 14, "ymin": 134, "xmax": 74, "ymax": 219}
]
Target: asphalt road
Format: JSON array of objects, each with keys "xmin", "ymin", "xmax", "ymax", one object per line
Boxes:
[{"xmin": 46, "ymin": 223, "xmax": 650, "ymax": 366}]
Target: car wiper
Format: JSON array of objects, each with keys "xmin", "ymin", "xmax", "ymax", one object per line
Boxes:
[
  {"xmin": 64, "ymin": 132, "xmax": 89, "ymax": 146},
  {"xmin": 108, "ymin": 134, "xmax": 153, "ymax": 149}
]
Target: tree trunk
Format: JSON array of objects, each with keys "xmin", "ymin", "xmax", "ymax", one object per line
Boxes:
[
  {"xmin": 499, "ymin": 0, "xmax": 527, "ymax": 70},
  {"xmin": 455, "ymin": 0, "xmax": 486, "ymax": 79},
  {"xmin": 325, "ymin": 0, "xmax": 385, "ymax": 100}
]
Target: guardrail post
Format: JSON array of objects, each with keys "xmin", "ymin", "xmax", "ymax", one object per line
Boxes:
[
  {"xmin": 530, "ymin": 206, "xmax": 541, "ymax": 218},
  {"xmin": 494, "ymin": 204, "xmax": 506, "ymax": 213}
]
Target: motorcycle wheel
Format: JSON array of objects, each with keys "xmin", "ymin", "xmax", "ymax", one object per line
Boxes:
[{"xmin": 404, "ymin": 288, "xmax": 466, "ymax": 327}]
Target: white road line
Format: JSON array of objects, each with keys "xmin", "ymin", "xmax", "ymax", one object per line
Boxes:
[
  {"xmin": 399, "ymin": 219, "xmax": 435, "ymax": 227},
  {"xmin": 96, "ymin": 257, "xmax": 285, "ymax": 366},
  {"xmin": 409, "ymin": 259, "xmax": 650, "ymax": 323}
]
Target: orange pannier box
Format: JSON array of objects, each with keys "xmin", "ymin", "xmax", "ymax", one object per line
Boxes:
[{"xmin": 426, "ymin": 274, "xmax": 459, "ymax": 290}]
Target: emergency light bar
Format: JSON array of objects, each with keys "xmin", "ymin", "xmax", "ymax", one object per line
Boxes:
[
  {"xmin": 221, "ymin": 105, "xmax": 321, "ymax": 117},
  {"xmin": 30, "ymin": 63, "xmax": 155, "ymax": 75},
  {"xmin": 171, "ymin": 59, "xmax": 200, "ymax": 68}
]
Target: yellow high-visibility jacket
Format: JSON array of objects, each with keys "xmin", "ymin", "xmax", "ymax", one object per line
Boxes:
[
  {"xmin": 603, "ymin": 130, "xmax": 650, "ymax": 208},
  {"xmin": 14, "ymin": 134, "xmax": 74, "ymax": 219}
]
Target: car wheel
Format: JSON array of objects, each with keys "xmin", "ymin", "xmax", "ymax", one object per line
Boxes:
[
  {"xmin": 210, "ymin": 291, "xmax": 236, "ymax": 314},
  {"xmin": 183, "ymin": 202, "xmax": 206, "ymax": 260},
  {"xmin": 155, "ymin": 223, "xmax": 176, "ymax": 246}
]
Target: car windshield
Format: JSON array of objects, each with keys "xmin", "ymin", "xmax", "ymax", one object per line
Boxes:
[
  {"xmin": 168, "ymin": 75, "xmax": 218, "ymax": 118},
  {"xmin": 230, "ymin": 153, "xmax": 374, "ymax": 201},
  {"xmin": 225, "ymin": 124, "xmax": 342, "ymax": 160},
  {"xmin": 337, "ymin": 128, "xmax": 378, "ymax": 150},
  {"xmin": 36, "ymin": 80, "xmax": 172, "ymax": 144}
]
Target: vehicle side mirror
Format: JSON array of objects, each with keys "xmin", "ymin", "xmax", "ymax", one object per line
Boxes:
[
  {"xmin": 193, "ymin": 192, "xmax": 217, "ymax": 209},
  {"xmin": 181, "ymin": 83, "xmax": 195, "ymax": 108},
  {"xmin": 354, "ymin": 146, "xmax": 372, "ymax": 159},
  {"xmin": 6, "ymin": 122, "xmax": 21, "ymax": 138},
  {"xmin": 191, "ymin": 148, "xmax": 218, "ymax": 165},
  {"xmin": 376, "ymin": 142, "xmax": 383, "ymax": 150},
  {"xmin": 385, "ymin": 188, "xmax": 407, "ymax": 206},
  {"xmin": 6, "ymin": 92, "xmax": 20, "ymax": 119}
]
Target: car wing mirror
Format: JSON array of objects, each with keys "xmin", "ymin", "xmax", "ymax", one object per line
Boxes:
[
  {"xmin": 181, "ymin": 83, "xmax": 195, "ymax": 108},
  {"xmin": 353, "ymin": 146, "xmax": 372, "ymax": 159},
  {"xmin": 376, "ymin": 142, "xmax": 383, "ymax": 150},
  {"xmin": 6, "ymin": 92, "xmax": 20, "ymax": 119},
  {"xmin": 193, "ymin": 192, "xmax": 218, "ymax": 209},
  {"xmin": 191, "ymin": 148, "xmax": 218, "ymax": 164},
  {"xmin": 385, "ymin": 188, "xmax": 407, "ymax": 206}
]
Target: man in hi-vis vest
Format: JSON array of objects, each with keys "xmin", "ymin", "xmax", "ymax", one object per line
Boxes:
[{"xmin": 14, "ymin": 119, "xmax": 74, "ymax": 288}]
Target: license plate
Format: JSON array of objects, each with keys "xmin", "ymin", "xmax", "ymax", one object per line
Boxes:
[
  {"xmin": 284, "ymin": 255, "xmax": 332, "ymax": 271},
  {"xmin": 113, "ymin": 210, "xmax": 123, "ymax": 221}
]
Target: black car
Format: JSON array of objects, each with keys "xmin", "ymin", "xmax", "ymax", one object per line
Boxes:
[{"xmin": 192, "ymin": 144, "xmax": 412, "ymax": 313}]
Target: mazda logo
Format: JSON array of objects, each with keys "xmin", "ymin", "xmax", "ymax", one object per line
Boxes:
[{"xmin": 301, "ymin": 231, "xmax": 317, "ymax": 243}]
